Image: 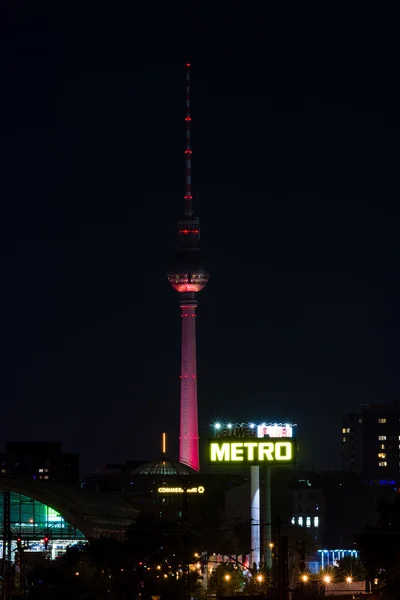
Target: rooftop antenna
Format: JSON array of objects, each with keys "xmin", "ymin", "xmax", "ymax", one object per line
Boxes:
[
  {"xmin": 184, "ymin": 62, "xmax": 193, "ymax": 218},
  {"xmin": 162, "ymin": 432, "xmax": 167, "ymax": 458}
]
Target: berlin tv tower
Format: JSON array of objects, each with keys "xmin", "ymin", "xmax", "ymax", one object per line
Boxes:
[{"xmin": 167, "ymin": 63, "xmax": 209, "ymax": 472}]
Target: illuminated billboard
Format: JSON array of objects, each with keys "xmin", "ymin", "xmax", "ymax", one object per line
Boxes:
[
  {"xmin": 209, "ymin": 438, "xmax": 296, "ymax": 465},
  {"xmin": 212, "ymin": 422, "xmax": 295, "ymax": 439},
  {"xmin": 157, "ymin": 486, "xmax": 205, "ymax": 494}
]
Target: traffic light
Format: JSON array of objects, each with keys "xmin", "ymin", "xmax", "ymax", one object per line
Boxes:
[
  {"xmin": 44, "ymin": 536, "xmax": 49, "ymax": 549},
  {"xmin": 17, "ymin": 537, "xmax": 22, "ymax": 549}
]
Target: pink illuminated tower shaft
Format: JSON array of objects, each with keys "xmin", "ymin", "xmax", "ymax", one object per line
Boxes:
[{"xmin": 180, "ymin": 296, "xmax": 199, "ymax": 470}]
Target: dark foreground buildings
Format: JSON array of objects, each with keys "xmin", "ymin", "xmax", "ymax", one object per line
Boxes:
[{"xmin": 84, "ymin": 456, "xmax": 247, "ymax": 550}]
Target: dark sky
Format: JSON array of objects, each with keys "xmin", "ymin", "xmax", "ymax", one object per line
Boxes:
[{"xmin": 2, "ymin": 4, "xmax": 399, "ymax": 475}]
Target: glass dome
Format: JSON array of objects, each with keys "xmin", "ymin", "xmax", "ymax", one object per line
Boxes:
[{"xmin": 132, "ymin": 460, "xmax": 196, "ymax": 476}]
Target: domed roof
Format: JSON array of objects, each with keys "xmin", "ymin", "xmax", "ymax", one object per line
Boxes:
[
  {"xmin": 168, "ymin": 248, "xmax": 209, "ymax": 293},
  {"xmin": 132, "ymin": 459, "xmax": 196, "ymax": 476}
]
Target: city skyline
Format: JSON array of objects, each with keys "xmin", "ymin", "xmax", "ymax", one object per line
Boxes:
[{"xmin": 3, "ymin": 5, "xmax": 399, "ymax": 475}]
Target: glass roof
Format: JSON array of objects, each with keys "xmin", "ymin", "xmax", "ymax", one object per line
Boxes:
[{"xmin": 133, "ymin": 460, "xmax": 195, "ymax": 476}]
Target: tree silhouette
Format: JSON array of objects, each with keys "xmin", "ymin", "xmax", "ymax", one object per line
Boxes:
[{"xmin": 207, "ymin": 562, "xmax": 246, "ymax": 597}]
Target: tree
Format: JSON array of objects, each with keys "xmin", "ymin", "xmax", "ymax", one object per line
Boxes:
[
  {"xmin": 333, "ymin": 556, "xmax": 365, "ymax": 581},
  {"xmin": 207, "ymin": 563, "xmax": 246, "ymax": 597},
  {"xmin": 242, "ymin": 565, "xmax": 272, "ymax": 596}
]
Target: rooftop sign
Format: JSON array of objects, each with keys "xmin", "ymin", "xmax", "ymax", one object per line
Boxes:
[
  {"xmin": 157, "ymin": 486, "xmax": 205, "ymax": 494},
  {"xmin": 209, "ymin": 439, "xmax": 296, "ymax": 465}
]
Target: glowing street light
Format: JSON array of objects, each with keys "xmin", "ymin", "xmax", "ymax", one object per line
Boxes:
[
  {"xmin": 257, "ymin": 575, "xmax": 263, "ymax": 582},
  {"xmin": 225, "ymin": 574, "xmax": 231, "ymax": 581},
  {"xmin": 301, "ymin": 574, "xmax": 309, "ymax": 583},
  {"xmin": 346, "ymin": 576, "xmax": 353, "ymax": 584},
  {"xmin": 323, "ymin": 575, "xmax": 331, "ymax": 584}
]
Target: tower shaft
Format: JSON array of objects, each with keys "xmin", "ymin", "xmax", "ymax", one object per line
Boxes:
[{"xmin": 179, "ymin": 296, "xmax": 199, "ymax": 471}]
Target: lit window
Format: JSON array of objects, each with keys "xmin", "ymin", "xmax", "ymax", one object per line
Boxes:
[
  {"xmin": 381, "ymin": 444, "xmax": 386, "ymax": 449},
  {"xmin": 1, "ymin": 469, "xmax": 5, "ymax": 474},
  {"xmin": 291, "ymin": 517, "xmax": 295, "ymax": 525},
  {"xmin": 44, "ymin": 475, "xmax": 49, "ymax": 480},
  {"xmin": 342, "ymin": 428, "xmax": 346, "ymax": 433},
  {"xmin": 298, "ymin": 517, "xmax": 303, "ymax": 526},
  {"xmin": 38, "ymin": 469, "xmax": 44, "ymax": 473},
  {"xmin": 359, "ymin": 418, "xmax": 363, "ymax": 423},
  {"xmin": 378, "ymin": 418, "xmax": 387, "ymax": 424},
  {"xmin": 342, "ymin": 437, "xmax": 346, "ymax": 442},
  {"xmin": 346, "ymin": 428, "xmax": 351, "ymax": 433},
  {"xmin": 306, "ymin": 517, "xmax": 311, "ymax": 528},
  {"xmin": 378, "ymin": 453, "xmax": 386, "ymax": 459},
  {"xmin": 379, "ymin": 461, "xmax": 387, "ymax": 467},
  {"xmin": 44, "ymin": 469, "xmax": 49, "ymax": 473},
  {"xmin": 314, "ymin": 516, "xmax": 319, "ymax": 528},
  {"xmin": 379, "ymin": 436, "xmax": 386, "ymax": 440}
]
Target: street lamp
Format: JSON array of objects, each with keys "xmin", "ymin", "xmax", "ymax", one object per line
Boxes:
[
  {"xmin": 225, "ymin": 574, "xmax": 231, "ymax": 581},
  {"xmin": 301, "ymin": 574, "xmax": 308, "ymax": 583},
  {"xmin": 257, "ymin": 575, "xmax": 263, "ymax": 583},
  {"xmin": 346, "ymin": 576, "xmax": 353, "ymax": 584},
  {"xmin": 323, "ymin": 575, "xmax": 331, "ymax": 584}
]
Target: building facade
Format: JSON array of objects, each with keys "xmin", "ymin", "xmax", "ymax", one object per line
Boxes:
[
  {"xmin": 0, "ymin": 442, "xmax": 79, "ymax": 485},
  {"xmin": 342, "ymin": 404, "xmax": 400, "ymax": 480}
]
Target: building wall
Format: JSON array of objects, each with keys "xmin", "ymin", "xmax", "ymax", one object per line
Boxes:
[
  {"xmin": 361, "ymin": 404, "xmax": 400, "ymax": 480},
  {"xmin": 0, "ymin": 442, "xmax": 79, "ymax": 485},
  {"xmin": 342, "ymin": 404, "xmax": 400, "ymax": 480},
  {"xmin": 341, "ymin": 413, "xmax": 363, "ymax": 472},
  {"xmin": 290, "ymin": 479, "xmax": 325, "ymax": 543}
]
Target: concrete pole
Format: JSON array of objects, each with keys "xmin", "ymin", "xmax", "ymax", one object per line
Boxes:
[
  {"xmin": 250, "ymin": 466, "xmax": 260, "ymax": 569},
  {"xmin": 262, "ymin": 466, "xmax": 272, "ymax": 570}
]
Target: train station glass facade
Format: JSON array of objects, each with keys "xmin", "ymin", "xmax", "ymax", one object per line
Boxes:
[{"xmin": 0, "ymin": 491, "xmax": 85, "ymax": 541}]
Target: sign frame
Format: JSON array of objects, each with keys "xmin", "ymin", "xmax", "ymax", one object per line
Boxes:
[{"xmin": 208, "ymin": 437, "xmax": 297, "ymax": 466}]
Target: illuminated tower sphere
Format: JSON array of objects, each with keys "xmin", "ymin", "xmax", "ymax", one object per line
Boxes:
[{"xmin": 167, "ymin": 63, "xmax": 209, "ymax": 472}]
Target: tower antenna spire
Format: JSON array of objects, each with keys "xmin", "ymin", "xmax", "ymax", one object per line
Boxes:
[{"xmin": 184, "ymin": 62, "xmax": 193, "ymax": 218}]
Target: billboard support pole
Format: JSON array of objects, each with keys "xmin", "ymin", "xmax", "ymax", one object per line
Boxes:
[
  {"xmin": 250, "ymin": 466, "xmax": 260, "ymax": 569},
  {"xmin": 262, "ymin": 466, "xmax": 272, "ymax": 571}
]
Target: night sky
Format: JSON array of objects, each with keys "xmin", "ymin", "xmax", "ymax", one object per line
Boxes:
[{"xmin": 2, "ymin": 5, "xmax": 400, "ymax": 475}]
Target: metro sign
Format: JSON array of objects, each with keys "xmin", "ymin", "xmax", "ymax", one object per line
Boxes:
[{"xmin": 209, "ymin": 438, "xmax": 296, "ymax": 465}]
